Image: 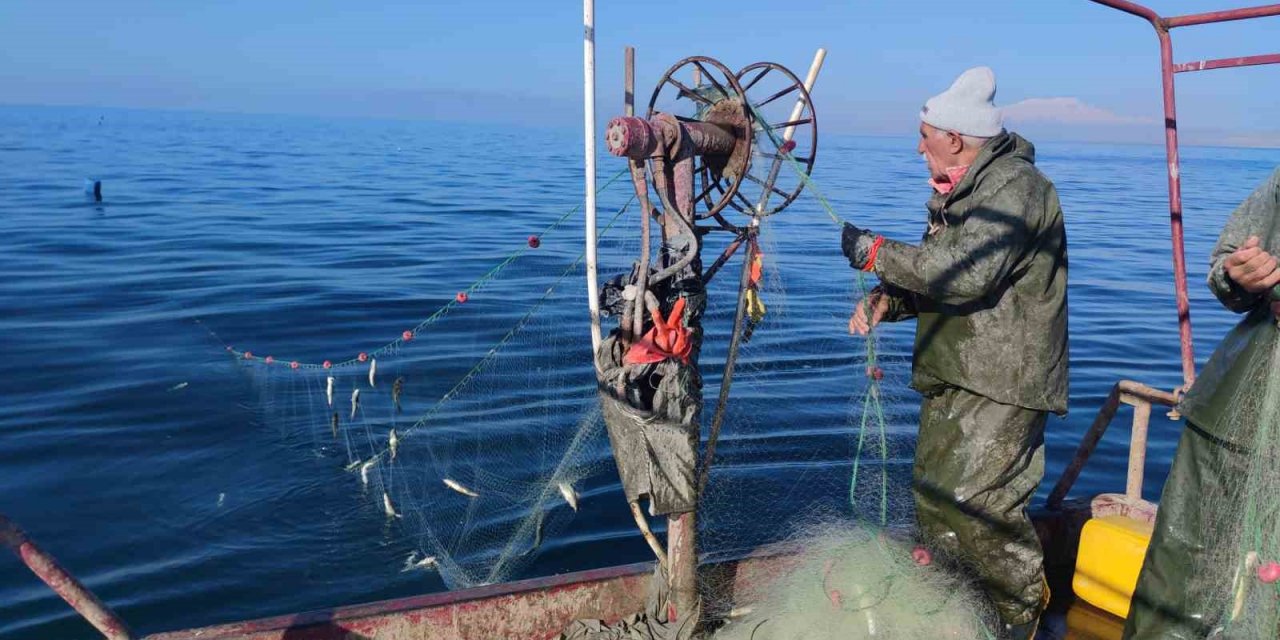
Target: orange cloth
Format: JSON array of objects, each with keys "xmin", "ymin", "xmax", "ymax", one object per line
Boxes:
[{"xmin": 625, "ymin": 297, "xmax": 693, "ymax": 365}]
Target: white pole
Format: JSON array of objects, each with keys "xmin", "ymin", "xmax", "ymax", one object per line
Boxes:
[
  {"xmin": 784, "ymin": 48, "xmax": 826, "ymax": 142},
  {"xmin": 583, "ymin": 0, "xmax": 602, "ymax": 357}
]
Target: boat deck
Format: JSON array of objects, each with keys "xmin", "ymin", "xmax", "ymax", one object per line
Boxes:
[{"xmin": 146, "ymin": 504, "xmax": 1129, "ymax": 640}]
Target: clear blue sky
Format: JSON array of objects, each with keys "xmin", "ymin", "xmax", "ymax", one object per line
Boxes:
[{"xmin": 0, "ymin": 1, "xmax": 1275, "ymax": 145}]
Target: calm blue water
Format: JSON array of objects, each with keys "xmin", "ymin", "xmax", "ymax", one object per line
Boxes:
[{"xmin": 0, "ymin": 104, "xmax": 1277, "ymax": 638}]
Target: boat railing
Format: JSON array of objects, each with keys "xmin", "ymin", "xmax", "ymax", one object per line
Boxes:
[
  {"xmin": 0, "ymin": 514, "xmax": 135, "ymax": 640},
  {"xmin": 1086, "ymin": 0, "xmax": 1280, "ymax": 391},
  {"xmin": 1047, "ymin": 380, "xmax": 1179, "ymax": 510}
]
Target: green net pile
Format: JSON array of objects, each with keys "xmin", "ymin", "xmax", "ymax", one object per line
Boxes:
[{"xmin": 714, "ymin": 524, "xmax": 995, "ymax": 640}]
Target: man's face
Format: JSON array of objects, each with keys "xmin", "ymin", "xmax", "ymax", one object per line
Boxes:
[{"xmin": 917, "ymin": 123, "xmax": 958, "ymax": 180}]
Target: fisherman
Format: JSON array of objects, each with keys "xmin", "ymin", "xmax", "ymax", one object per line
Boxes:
[
  {"xmin": 1124, "ymin": 166, "xmax": 1280, "ymax": 639},
  {"xmin": 841, "ymin": 67, "xmax": 1068, "ymax": 639}
]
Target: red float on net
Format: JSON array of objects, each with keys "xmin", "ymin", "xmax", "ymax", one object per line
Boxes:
[
  {"xmin": 358, "ymin": 352, "xmax": 368, "ymax": 363},
  {"xmin": 911, "ymin": 546, "xmax": 933, "ymax": 566},
  {"xmin": 402, "ymin": 331, "xmax": 414, "ymax": 342},
  {"xmin": 456, "ymin": 292, "xmax": 469, "ymax": 303},
  {"xmin": 323, "ymin": 360, "xmax": 332, "ymax": 369},
  {"xmin": 1259, "ymin": 561, "xmax": 1280, "ymax": 584}
]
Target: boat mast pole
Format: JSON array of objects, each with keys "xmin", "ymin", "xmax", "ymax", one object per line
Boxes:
[{"xmin": 584, "ymin": 0, "xmax": 603, "ymax": 360}]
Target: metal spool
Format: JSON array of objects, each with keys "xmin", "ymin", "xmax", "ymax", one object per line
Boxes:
[
  {"xmin": 724, "ymin": 61, "xmax": 818, "ymax": 218},
  {"xmin": 642, "ymin": 57, "xmax": 817, "ymax": 229},
  {"xmin": 645, "ymin": 56, "xmax": 752, "ymax": 228}
]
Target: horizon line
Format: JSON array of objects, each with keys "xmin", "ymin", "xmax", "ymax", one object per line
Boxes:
[{"xmin": 2, "ymin": 100, "xmax": 1278, "ymax": 152}]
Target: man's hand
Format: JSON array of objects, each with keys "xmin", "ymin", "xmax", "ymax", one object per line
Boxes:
[
  {"xmin": 849, "ymin": 291, "xmax": 890, "ymax": 336},
  {"xmin": 1225, "ymin": 236, "xmax": 1280, "ymax": 294},
  {"xmin": 841, "ymin": 223, "xmax": 876, "ymax": 270}
]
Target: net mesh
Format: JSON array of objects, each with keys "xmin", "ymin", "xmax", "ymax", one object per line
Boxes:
[
  {"xmin": 1192, "ymin": 327, "xmax": 1280, "ymax": 638},
  {"xmin": 214, "ymin": 79, "xmax": 998, "ymax": 637},
  {"xmin": 712, "ymin": 524, "xmax": 995, "ymax": 640}
]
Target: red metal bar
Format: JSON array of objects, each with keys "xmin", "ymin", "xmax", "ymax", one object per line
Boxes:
[
  {"xmin": 1156, "ymin": 30, "xmax": 1199, "ymax": 389},
  {"xmin": 1088, "ymin": 0, "xmax": 1161, "ymax": 24},
  {"xmin": 1088, "ymin": 0, "xmax": 1204, "ymax": 387},
  {"xmin": 1175, "ymin": 53, "xmax": 1280, "ymax": 72},
  {"xmin": 1165, "ymin": 3, "xmax": 1280, "ymax": 27},
  {"xmin": 0, "ymin": 514, "xmax": 134, "ymax": 640}
]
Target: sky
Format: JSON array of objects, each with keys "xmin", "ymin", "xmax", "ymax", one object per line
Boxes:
[{"xmin": 0, "ymin": 0, "xmax": 1276, "ymax": 146}]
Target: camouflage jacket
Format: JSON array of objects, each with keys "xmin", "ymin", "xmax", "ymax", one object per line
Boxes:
[
  {"xmin": 871, "ymin": 132, "xmax": 1069, "ymax": 414},
  {"xmin": 1179, "ymin": 166, "xmax": 1280, "ymax": 445}
]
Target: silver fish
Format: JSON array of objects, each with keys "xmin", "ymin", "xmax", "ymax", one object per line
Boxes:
[
  {"xmin": 326, "ymin": 376, "xmax": 335, "ymax": 407},
  {"xmin": 167, "ymin": 382, "xmax": 189, "ymax": 392},
  {"xmin": 402, "ymin": 552, "xmax": 438, "ymax": 572},
  {"xmin": 520, "ymin": 513, "xmax": 546, "ymax": 557},
  {"xmin": 350, "ymin": 388, "xmax": 360, "ymax": 420},
  {"xmin": 443, "ymin": 478, "xmax": 479, "ymax": 498},
  {"xmin": 389, "ymin": 429, "xmax": 399, "ymax": 461},
  {"xmin": 331, "ymin": 412, "xmax": 339, "ymax": 438},
  {"xmin": 345, "ymin": 458, "xmax": 363, "ymax": 472},
  {"xmin": 558, "ymin": 482, "xmax": 579, "ymax": 512},
  {"xmin": 383, "ymin": 492, "xmax": 400, "ymax": 518},
  {"xmin": 392, "ymin": 376, "xmax": 405, "ymax": 413},
  {"xmin": 360, "ymin": 460, "xmax": 375, "ymax": 487},
  {"xmin": 368, "ymin": 358, "xmax": 377, "ymax": 387}
]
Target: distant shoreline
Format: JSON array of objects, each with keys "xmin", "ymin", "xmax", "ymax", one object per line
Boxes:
[{"xmin": 3, "ymin": 101, "xmax": 1278, "ymax": 152}]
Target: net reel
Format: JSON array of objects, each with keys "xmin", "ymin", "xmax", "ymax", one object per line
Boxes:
[{"xmin": 605, "ymin": 55, "xmax": 818, "ymax": 233}]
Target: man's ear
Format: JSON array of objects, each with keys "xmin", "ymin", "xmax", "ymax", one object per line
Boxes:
[{"xmin": 946, "ymin": 131, "xmax": 964, "ymax": 155}]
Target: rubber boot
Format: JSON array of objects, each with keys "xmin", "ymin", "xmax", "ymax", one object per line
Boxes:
[{"xmin": 1002, "ymin": 618, "xmax": 1039, "ymax": 640}]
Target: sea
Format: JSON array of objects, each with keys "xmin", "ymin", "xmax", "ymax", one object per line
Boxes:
[{"xmin": 1, "ymin": 104, "xmax": 1277, "ymax": 638}]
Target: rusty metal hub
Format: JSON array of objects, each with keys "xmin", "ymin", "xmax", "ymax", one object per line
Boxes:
[{"xmin": 699, "ymin": 98, "xmax": 751, "ymax": 187}]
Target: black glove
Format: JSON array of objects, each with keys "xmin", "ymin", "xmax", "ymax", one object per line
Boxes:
[{"xmin": 841, "ymin": 222, "xmax": 877, "ymax": 270}]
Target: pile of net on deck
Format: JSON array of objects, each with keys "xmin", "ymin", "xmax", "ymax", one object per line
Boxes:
[{"xmin": 560, "ymin": 524, "xmax": 994, "ymax": 640}]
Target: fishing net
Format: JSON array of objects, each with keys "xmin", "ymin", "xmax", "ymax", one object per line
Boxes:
[
  {"xmin": 219, "ymin": 174, "xmax": 640, "ymax": 591},
  {"xmin": 211, "ymin": 76, "xmax": 999, "ymax": 638},
  {"xmin": 713, "ymin": 524, "xmax": 995, "ymax": 640},
  {"xmin": 1173, "ymin": 311, "xmax": 1280, "ymax": 638}
]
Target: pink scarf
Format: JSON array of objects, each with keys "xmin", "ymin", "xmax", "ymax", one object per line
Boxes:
[{"xmin": 929, "ymin": 165, "xmax": 970, "ymax": 195}]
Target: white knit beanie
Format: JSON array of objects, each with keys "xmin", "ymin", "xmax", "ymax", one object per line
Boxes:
[{"xmin": 920, "ymin": 67, "xmax": 1004, "ymax": 138}]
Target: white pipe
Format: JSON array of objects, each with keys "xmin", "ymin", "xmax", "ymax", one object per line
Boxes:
[
  {"xmin": 783, "ymin": 48, "xmax": 826, "ymax": 144},
  {"xmin": 583, "ymin": 0, "xmax": 602, "ymax": 357}
]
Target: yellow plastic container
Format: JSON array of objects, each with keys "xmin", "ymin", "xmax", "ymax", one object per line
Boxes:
[{"xmin": 1073, "ymin": 514, "xmax": 1154, "ymax": 619}]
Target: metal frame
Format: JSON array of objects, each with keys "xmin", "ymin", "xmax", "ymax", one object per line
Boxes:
[
  {"xmin": 1088, "ymin": 0, "xmax": 1280, "ymax": 390},
  {"xmin": 1047, "ymin": 3, "xmax": 1279, "ymax": 511},
  {"xmin": 1047, "ymin": 380, "xmax": 1178, "ymax": 509}
]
